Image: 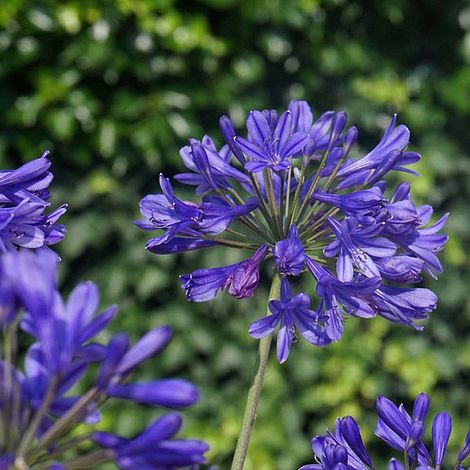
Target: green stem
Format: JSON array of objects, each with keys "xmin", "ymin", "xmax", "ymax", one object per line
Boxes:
[
  {"xmin": 31, "ymin": 433, "xmax": 92, "ymax": 464},
  {"xmin": 202, "ymin": 235, "xmax": 260, "ymax": 250},
  {"xmin": 230, "ymin": 273, "xmax": 281, "ymax": 470},
  {"xmin": 288, "ymin": 159, "xmax": 308, "ymax": 227},
  {"xmin": 218, "ymin": 188, "xmax": 267, "ymax": 241},
  {"xmin": 283, "ymin": 166, "xmax": 293, "ymax": 232},
  {"xmin": 248, "ymin": 174, "xmax": 278, "ymax": 241},
  {"xmin": 263, "ymin": 169, "xmax": 282, "ymax": 238},
  {"xmin": 294, "ymin": 149, "xmax": 330, "ymax": 225},
  {"xmin": 30, "ymin": 388, "xmax": 100, "ymax": 459},
  {"xmin": 60, "ymin": 450, "xmax": 113, "ymax": 470},
  {"xmin": 403, "ymin": 451, "xmax": 410, "ymax": 470},
  {"xmin": 16, "ymin": 377, "xmax": 59, "ymax": 458}
]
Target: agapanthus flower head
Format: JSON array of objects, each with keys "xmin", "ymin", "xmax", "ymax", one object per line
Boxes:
[
  {"xmin": 0, "ymin": 151, "xmax": 67, "ymax": 252},
  {"xmin": 301, "ymin": 392, "xmax": 469, "ymax": 470},
  {"xmin": 0, "ymin": 249, "xmax": 208, "ymax": 469},
  {"xmin": 137, "ymin": 100, "xmax": 448, "ymax": 362}
]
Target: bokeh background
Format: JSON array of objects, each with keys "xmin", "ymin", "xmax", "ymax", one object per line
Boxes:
[{"xmin": 1, "ymin": 0, "xmax": 469, "ymax": 468}]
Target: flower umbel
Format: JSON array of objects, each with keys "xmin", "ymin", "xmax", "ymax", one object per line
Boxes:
[
  {"xmin": 300, "ymin": 392, "xmax": 469, "ymax": 470},
  {"xmin": 137, "ymin": 100, "xmax": 448, "ymax": 362}
]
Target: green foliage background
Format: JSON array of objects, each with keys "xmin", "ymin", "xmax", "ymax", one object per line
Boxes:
[{"xmin": 1, "ymin": 0, "xmax": 469, "ymax": 468}]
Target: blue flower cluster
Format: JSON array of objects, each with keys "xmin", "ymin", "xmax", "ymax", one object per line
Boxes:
[
  {"xmin": 0, "ymin": 151, "xmax": 66, "ymax": 252},
  {"xmin": 137, "ymin": 100, "xmax": 448, "ymax": 363},
  {"xmin": 0, "ymin": 158, "xmax": 208, "ymax": 469},
  {"xmin": 300, "ymin": 392, "xmax": 470, "ymax": 470}
]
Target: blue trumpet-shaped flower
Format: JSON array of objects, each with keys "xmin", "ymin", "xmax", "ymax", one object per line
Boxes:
[
  {"xmin": 249, "ymin": 278, "xmax": 330, "ymax": 363},
  {"xmin": 0, "ymin": 151, "xmax": 66, "ymax": 252},
  {"xmin": 301, "ymin": 392, "xmax": 470, "ymax": 470},
  {"xmin": 137, "ymin": 100, "xmax": 448, "ymax": 362}
]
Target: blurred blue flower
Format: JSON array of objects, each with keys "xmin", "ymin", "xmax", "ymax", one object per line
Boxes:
[{"xmin": 0, "ymin": 249, "xmax": 208, "ymax": 469}]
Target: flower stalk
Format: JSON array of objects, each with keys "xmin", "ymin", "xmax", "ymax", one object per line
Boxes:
[{"xmin": 230, "ymin": 273, "xmax": 281, "ymax": 470}]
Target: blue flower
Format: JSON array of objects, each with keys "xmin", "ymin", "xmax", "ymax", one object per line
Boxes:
[
  {"xmin": 179, "ymin": 244, "xmax": 268, "ymax": 301},
  {"xmin": 375, "ymin": 394, "xmax": 431, "ymax": 464},
  {"xmin": 324, "ymin": 217, "xmax": 396, "ymax": 281},
  {"xmin": 336, "ymin": 115, "xmax": 419, "ymax": 188},
  {"xmin": 288, "ymin": 100, "xmax": 337, "ymax": 155},
  {"xmin": 307, "ymin": 258, "xmax": 380, "ymax": 341},
  {"xmin": 137, "ymin": 174, "xmax": 256, "ymax": 253},
  {"xmin": 371, "ymin": 285, "xmax": 437, "ymax": 330},
  {"xmin": 273, "ymin": 224, "xmax": 306, "ymax": 276},
  {"xmin": 0, "ymin": 249, "xmax": 209, "ymax": 469},
  {"xmin": 93, "ymin": 413, "xmax": 209, "ymax": 469},
  {"xmin": 235, "ymin": 110, "xmax": 309, "ymax": 172},
  {"xmin": 302, "ymin": 392, "xmax": 470, "ymax": 470},
  {"xmin": 0, "ymin": 151, "xmax": 66, "ymax": 252},
  {"xmin": 138, "ymin": 100, "xmax": 448, "ymax": 360},
  {"xmin": 299, "ymin": 416, "xmax": 372, "ymax": 470},
  {"xmin": 249, "ymin": 278, "xmax": 330, "ymax": 363}
]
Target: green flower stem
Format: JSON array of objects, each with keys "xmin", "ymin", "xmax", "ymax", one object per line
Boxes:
[
  {"xmin": 60, "ymin": 450, "xmax": 113, "ymax": 470},
  {"xmin": 403, "ymin": 451, "xmax": 410, "ymax": 470},
  {"xmin": 294, "ymin": 149, "xmax": 330, "ymax": 225},
  {"xmin": 283, "ymin": 166, "xmax": 293, "ymax": 230},
  {"xmin": 202, "ymin": 235, "xmax": 260, "ymax": 250},
  {"xmin": 29, "ymin": 387, "xmax": 100, "ymax": 460},
  {"xmin": 248, "ymin": 173, "xmax": 279, "ymax": 241},
  {"xmin": 230, "ymin": 273, "xmax": 281, "ymax": 470},
  {"xmin": 263, "ymin": 169, "xmax": 282, "ymax": 238},
  {"xmin": 16, "ymin": 377, "xmax": 60, "ymax": 458}
]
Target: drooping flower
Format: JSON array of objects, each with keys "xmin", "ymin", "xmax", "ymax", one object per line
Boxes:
[
  {"xmin": 301, "ymin": 392, "xmax": 470, "ymax": 470},
  {"xmin": 0, "ymin": 249, "xmax": 208, "ymax": 469},
  {"xmin": 137, "ymin": 100, "xmax": 448, "ymax": 361},
  {"xmin": 0, "ymin": 151, "xmax": 66, "ymax": 252}
]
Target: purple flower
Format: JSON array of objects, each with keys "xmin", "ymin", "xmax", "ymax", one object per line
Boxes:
[
  {"xmin": 180, "ymin": 244, "xmax": 268, "ymax": 301},
  {"xmin": 249, "ymin": 278, "xmax": 331, "ymax": 363},
  {"xmin": 311, "ymin": 187, "xmax": 385, "ymax": 218},
  {"xmin": 307, "ymin": 258, "xmax": 380, "ymax": 341},
  {"xmin": 137, "ymin": 174, "xmax": 256, "ymax": 253},
  {"xmin": 273, "ymin": 224, "xmax": 306, "ymax": 276},
  {"xmin": 375, "ymin": 395, "xmax": 430, "ymax": 465},
  {"xmin": 302, "ymin": 392, "xmax": 470, "ymax": 470},
  {"xmin": 288, "ymin": 100, "xmax": 337, "ymax": 155},
  {"xmin": 138, "ymin": 100, "xmax": 448, "ymax": 355},
  {"xmin": 0, "ymin": 152, "xmax": 66, "ymax": 251},
  {"xmin": 458, "ymin": 431, "xmax": 470, "ymax": 464},
  {"xmin": 235, "ymin": 110, "xmax": 309, "ymax": 172},
  {"xmin": 336, "ymin": 115, "xmax": 419, "ymax": 188},
  {"xmin": 107, "ymin": 379, "xmax": 199, "ymax": 408},
  {"xmin": 176, "ymin": 138, "xmax": 249, "ymax": 193},
  {"xmin": 93, "ymin": 413, "xmax": 209, "ymax": 469},
  {"xmin": 300, "ymin": 416, "xmax": 372, "ymax": 470},
  {"xmin": 371, "ymin": 285, "xmax": 437, "ymax": 330},
  {"xmin": 432, "ymin": 413, "xmax": 452, "ymax": 467},
  {"xmin": 0, "ymin": 248, "xmax": 208, "ymax": 468},
  {"xmin": 324, "ymin": 217, "xmax": 396, "ymax": 281},
  {"xmin": 179, "ymin": 264, "xmax": 238, "ymax": 302},
  {"xmin": 374, "ymin": 255, "xmax": 424, "ymax": 283}
]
